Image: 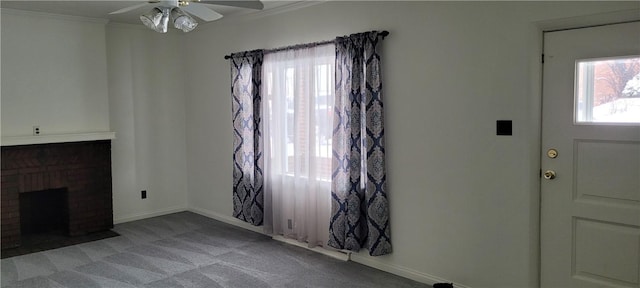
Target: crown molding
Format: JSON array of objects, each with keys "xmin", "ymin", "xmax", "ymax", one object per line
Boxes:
[
  {"xmin": 250, "ymin": 0, "xmax": 328, "ymax": 19},
  {"xmin": 194, "ymin": 0, "xmax": 327, "ymax": 33},
  {"xmin": 1, "ymin": 8, "xmax": 108, "ymax": 24}
]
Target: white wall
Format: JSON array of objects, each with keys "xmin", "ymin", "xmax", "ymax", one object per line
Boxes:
[
  {"xmin": 106, "ymin": 24, "xmax": 188, "ymax": 223},
  {"xmin": 183, "ymin": 2, "xmax": 640, "ymax": 287},
  {"xmin": 0, "ymin": 10, "xmax": 189, "ymax": 224},
  {"xmin": 1, "ymin": 10, "xmax": 110, "ymax": 136}
]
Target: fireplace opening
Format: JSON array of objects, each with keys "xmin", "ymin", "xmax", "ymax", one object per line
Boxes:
[
  {"xmin": 19, "ymin": 188, "xmax": 69, "ymax": 245},
  {"xmin": 2, "ymin": 186, "xmax": 119, "ymax": 259}
]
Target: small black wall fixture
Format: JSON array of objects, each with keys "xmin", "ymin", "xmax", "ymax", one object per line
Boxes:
[{"xmin": 496, "ymin": 120, "xmax": 513, "ymax": 136}]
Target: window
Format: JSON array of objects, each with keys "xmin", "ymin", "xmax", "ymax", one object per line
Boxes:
[
  {"xmin": 231, "ymin": 31, "xmax": 389, "ymax": 252},
  {"xmin": 575, "ymin": 56, "xmax": 640, "ymax": 124},
  {"xmin": 263, "ymin": 45, "xmax": 335, "ymax": 181}
]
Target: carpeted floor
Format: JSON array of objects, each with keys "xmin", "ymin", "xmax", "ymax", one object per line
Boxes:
[{"xmin": 1, "ymin": 211, "xmax": 429, "ymax": 288}]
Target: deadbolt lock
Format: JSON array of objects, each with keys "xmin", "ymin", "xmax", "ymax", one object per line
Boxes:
[{"xmin": 547, "ymin": 149, "xmax": 558, "ymax": 159}]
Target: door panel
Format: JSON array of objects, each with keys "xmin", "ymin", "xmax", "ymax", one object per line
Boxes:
[
  {"xmin": 541, "ymin": 22, "xmax": 640, "ymax": 288},
  {"xmin": 575, "ymin": 140, "xmax": 640, "ymax": 205},
  {"xmin": 574, "ymin": 218, "xmax": 640, "ymax": 287}
]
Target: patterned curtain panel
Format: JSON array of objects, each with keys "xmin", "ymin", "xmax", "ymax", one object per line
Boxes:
[
  {"xmin": 328, "ymin": 31, "xmax": 391, "ymax": 256},
  {"xmin": 230, "ymin": 51, "xmax": 265, "ymax": 226}
]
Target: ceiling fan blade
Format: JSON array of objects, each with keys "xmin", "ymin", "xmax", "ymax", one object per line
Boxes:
[
  {"xmin": 199, "ymin": 1, "xmax": 264, "ymax": 10},
  {"xmin": 109, "ymin": 3, "xmax": 151, "ymax": 15},
  {"xmin": 183, "ymin": 4, "xmax": 223, "ymax": 22}
]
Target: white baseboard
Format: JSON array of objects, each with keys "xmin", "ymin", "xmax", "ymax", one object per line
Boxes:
[
  {"xmin": 189, "ymin": 207, "xmax": 350, "ymax": 261},
  {"xmin": 187, "ymin": 206, "xmax": 267, "ymax": 235},
  {"xmin": 350, "ymin": 253, "xmax": 468, "ymax": 288},
  {"xmin": 188, "ymin": 206, "xmax": 464, "ymax": 287},
  {"xmin": 271, "ymin": 235, "xmax": 350, "ymax": 261},
  {"xmin": 113, "ymin": 206, "xmax": 187, "ymax": 224}
]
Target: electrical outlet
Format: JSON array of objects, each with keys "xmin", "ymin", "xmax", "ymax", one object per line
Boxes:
[
  {"xmin": 287, "ymin": 219, "xmax": 292, "ymax": 229},
  {"xmin": 33, "ymin": 126, "xmax": 40, "ymax": 136},
  {"xmin": 141, "ymin": 190, "xmax": 147, "ymax": 199}
]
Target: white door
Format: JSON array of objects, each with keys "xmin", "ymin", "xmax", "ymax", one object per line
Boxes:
[{"xmin": 541, "ymin": 22, "xmax": 640, "ymax": 288}]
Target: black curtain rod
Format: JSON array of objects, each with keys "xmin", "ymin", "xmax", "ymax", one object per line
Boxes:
[{"xmin": 224, "ymin": 30, "xmax": 389, "ymax": 60}]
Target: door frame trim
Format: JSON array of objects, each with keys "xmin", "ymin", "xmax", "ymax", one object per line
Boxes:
[{"xmin": 536, "ymin": 9, "xmax": 640, "ymax": 33}]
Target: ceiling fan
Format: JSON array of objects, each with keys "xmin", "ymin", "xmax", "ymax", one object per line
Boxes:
[{"xmin": 110, "ymin": 0, "xmax": 263, "ymax": 33}]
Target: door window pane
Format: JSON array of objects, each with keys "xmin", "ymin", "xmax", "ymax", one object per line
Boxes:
[{"xmin": 575, "ymin": 56, "xmax": 640, "ymax": 124}]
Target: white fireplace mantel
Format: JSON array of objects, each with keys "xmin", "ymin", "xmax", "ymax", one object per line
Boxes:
[{"xmin": 1, "ymin": 132, "xmax": 116, "ymax": 146}]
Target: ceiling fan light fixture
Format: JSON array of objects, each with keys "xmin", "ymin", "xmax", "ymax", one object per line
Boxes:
[
  {"xmin": 140, "ymin": 7, "xmax": 170, "ymax": 33},
  {"xmin": 140, "ymin": 8, "xmax": 162, "ymax": 31},
  {"xmin": 171, "ymin": 8, "xmax": 198, "ymax": 33},
  {"xmin": 158, "ymin": 8, "xmax": 170, "ymax": 33}
]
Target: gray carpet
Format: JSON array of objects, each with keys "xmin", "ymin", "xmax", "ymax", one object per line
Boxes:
[{"xmin": 1, "ymin": 212, "xmax": 428, "ymax": 288}]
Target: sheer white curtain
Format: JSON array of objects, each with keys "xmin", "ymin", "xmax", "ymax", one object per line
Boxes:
[{"xmin": 262, "ymin": 44, "xmax": 335, "ymax": 248}]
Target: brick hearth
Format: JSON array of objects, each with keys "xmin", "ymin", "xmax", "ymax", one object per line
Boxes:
[{"xmin": 1, "ymin": 140, "xmax": 113, "ymax": 249}]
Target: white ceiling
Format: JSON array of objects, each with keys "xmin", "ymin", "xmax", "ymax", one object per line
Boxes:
[{"xmin": 0, "ymin": 1, "xmax": 299, "ymax": 24}]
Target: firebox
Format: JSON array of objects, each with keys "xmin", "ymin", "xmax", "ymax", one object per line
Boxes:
[{"xmin": 19, "ymin": 188, "xmax": 69, "ymax": 238}]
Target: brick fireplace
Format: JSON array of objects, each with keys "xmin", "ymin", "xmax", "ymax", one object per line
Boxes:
[{"xmin": 1, "ymin": 140, "xmax": 113, "ymax": 250}]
